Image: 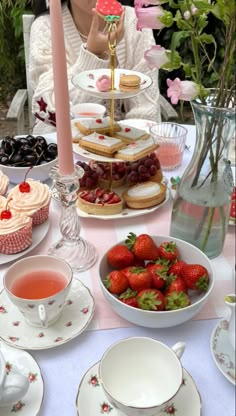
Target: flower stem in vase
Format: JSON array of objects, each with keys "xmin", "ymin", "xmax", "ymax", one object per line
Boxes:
[
  {"xmin": 170, "ymin": 90, "xmax": 235, "ymax": 258},
  {"xmin": 48, "ymin": 165, "xmax": 97, "ymax": 272}
]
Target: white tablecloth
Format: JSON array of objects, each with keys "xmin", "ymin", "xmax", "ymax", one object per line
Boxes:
[{"xmin": 0, "ymin": 125, "xmax": 235, "ymax": 416}]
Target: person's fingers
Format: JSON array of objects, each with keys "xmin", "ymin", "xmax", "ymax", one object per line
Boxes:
[{"xmin": 90, "ymin": 9, "xmax": 100, "ymax": 34}]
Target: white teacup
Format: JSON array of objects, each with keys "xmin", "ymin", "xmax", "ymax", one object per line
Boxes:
[
  {"xmin": 70, "ymin": 102, "xmax": 106, "ymax": 119},
  {"xmin": 3, "ymin": 255, "xmax": 73, "ymax": 328},
  {"xmin": 99, "ymin": 337, "xmax": 185, "ymax": 416},
  {"xmin": 0, "ymin": 349, "xmax": 29, "ymax": 407}
]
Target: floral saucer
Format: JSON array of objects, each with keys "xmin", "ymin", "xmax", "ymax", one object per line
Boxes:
[
  {"xmin": 0, "ymin": 279, "xmax": 94, "ymax": 350},
  {"xmin": 0, "ymin": 341, "xmax": 44, "ymax": 415},
  {"xmin": 210, "ymin": 319, "xmax": 236, "ymax": 385},
  {"xmin": 75, "ymin": 362, "xmax": 202, "ymax": 415}
]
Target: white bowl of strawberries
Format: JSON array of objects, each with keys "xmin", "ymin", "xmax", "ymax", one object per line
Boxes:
[{"xmin": 99, "ymin": 233, "xmax": 215, "ymax": 328}]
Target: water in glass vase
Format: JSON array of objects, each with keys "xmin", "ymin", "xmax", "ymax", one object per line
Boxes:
[{"xmin": 170, "ymin": 190, "xmax": 230, "ymax": 258}]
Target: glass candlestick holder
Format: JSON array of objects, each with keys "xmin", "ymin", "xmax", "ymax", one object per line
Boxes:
[{"xmin": 48, "ymin": 165, "xmax": 97, "ymax": 272}]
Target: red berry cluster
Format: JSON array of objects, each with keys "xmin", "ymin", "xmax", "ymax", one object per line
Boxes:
[
  {"xmin": 76, "ymin": 161, "xmax": 99, "ymax": 189},
  {"xmin": 89, "ymin": 160, "xmax": 127, "ymax": 182},
  {"xmin": 126, "ymin": 153, "xmax": 161, "ymax": 184},
  {"xmin": 79, "ymin": 188, "xmax": 121, "ymax": 204},
  {"xmin": 104, "ymin": 233, "xmax": 210, "ymax": 311}
]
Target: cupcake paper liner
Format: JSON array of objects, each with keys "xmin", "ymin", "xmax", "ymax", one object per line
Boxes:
[{"xmin": 0, "ymin": 221, "xmax": 33, "ymax": 255}]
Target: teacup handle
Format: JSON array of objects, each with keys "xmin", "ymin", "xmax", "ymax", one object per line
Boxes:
[
  {"xmin": 38, "ymin": 305, "xmax": 48, "ymax": 328},
  {"xmin": 171, "ymin": 342, "xmax": 186, "ymax": 359}
]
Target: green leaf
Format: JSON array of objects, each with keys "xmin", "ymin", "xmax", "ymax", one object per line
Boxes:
[
  {"xmin": 170, "ymin": 31, "xmax": 192, "ymax": 55},
  {"xmin": 192, "ymin": 1, "xmax": 213, "ymax": 12},
  {"xmin": 162, "ymin": 51, "xmax": 182, "ymax": 70},
  {"xmin": 182, "ymin": 63, "xmax": 192, "ymax": 77},
  {"xmin": 160, "ymin": 11, "xmax": 174, "ymax": 28},
  {"xmin": 197, "ymin": 13, "xmax": 208, "ymax": 34}
]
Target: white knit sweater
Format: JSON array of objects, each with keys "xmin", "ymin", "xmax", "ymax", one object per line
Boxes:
[{"xmin": 29, "ymin": 5, "xmax": 161, "ymax": 134}]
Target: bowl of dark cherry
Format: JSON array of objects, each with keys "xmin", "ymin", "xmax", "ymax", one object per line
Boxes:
[{"xmin": 0, "ymin": 134, "xmax": 58, "ymax": 183}]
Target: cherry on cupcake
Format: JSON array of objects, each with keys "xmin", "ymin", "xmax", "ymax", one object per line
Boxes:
[
  {"xmin": 19, "ymin": 167, "xmax": 33, "ymax": 193},
  {"xmin": 1, "ymin": 198, "xmax": 13, "ymax": 220}
]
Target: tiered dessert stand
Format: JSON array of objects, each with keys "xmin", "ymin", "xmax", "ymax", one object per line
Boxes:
[{"xmin": 71, "ymin": 21, "xmax": 168, "ymax": 218}]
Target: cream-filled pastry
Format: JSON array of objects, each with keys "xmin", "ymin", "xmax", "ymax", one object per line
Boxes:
[{"xmin": 122, "ymin": 181, "xmax": 166, "ymax": 209}]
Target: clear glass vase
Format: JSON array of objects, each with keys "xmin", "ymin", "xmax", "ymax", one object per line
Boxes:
[{"xmin": 170, "ymin": 92, "xmax": 235, "ymax": 258}]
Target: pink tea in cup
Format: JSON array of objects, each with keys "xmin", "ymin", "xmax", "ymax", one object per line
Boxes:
[
  {"xmin": 156, "ymin": 142, "xmax": 182, "ymax": 169},
  {"xmin": 10, "ymin": 271, "xmax": 67, "ymax": 299},
  {"xmin": 150, "ymin": 123, "xmax": 187, "ymax": 171}
]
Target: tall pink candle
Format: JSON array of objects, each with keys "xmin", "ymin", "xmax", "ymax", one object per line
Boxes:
[{"xmin": 48, "ymin": 0, "xmax": 74, "ymax": 175}]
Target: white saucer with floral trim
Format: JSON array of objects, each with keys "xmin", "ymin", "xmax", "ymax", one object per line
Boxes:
[
  {"xmin": 211, "ymin": 319, "xmax": 236, "ymax": 385},
  {"xmin": 0, "ymin": 278, "xmax": 94, "ymax": 350},
  {"xmin": 0, "ymin": 341, "xmax": 44, "ymax": 415},
  {"xmin": 76, "ymin": 361, "xmax": 202, "ymax": 415}
]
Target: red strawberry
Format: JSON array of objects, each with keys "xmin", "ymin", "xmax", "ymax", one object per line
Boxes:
[
  {"xmin": 146, "ymin": 262, "xmax": 168, "ymax": 290},
  {"xmin": 125, "ymin": 232, "xmax": 159, "ymax": 261},
  {"xmin": 230, "ymin": 200, "xmax": 236, "ymax": 219},
  {"xmin": 120, "ymin": 297, "xmax": 139, "ymax": 308},
  {"xmin": 168, "ymin": 260, "xmax": 186, "ymax": 277},
  {"xmin": 165, "ymin": 291, "xmax": 191, "ymax": 310},
  {"xmin": 231, "ymin": 187, "xmax": 236, "ymax": 200},
  {"xmin": 165, "ymin": 276, "xmax": 188, "ymax": 295},
  {"xmin": 127, "ymin": 267, "xmax": 152, "ymax": 292},
  {"xmin": 107, "ymin": 244, "xmax": 134, "ymax": 269},
  {"xmin": 159, "ymin": 241, "xmax": 179, "ymax": 262},
  {"xmin": 96, "ymin": 0, "xmax": 123, "ymax": 19},
  {"xmin": 182, "ymin": 264, "xmax": 209, "ymax": 291},
  {"xmin": 137, "ymin": 289, "xmax": 166, "ymax": 311},
  {"xmin": 104, "ymin": 270, "xmax": 129, "ymax": 295},
  {"xmin": 119, "ymin": 288, "xmax": 139, "ymax": 308}
]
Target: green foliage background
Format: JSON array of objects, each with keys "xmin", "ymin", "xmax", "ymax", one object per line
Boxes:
[
  {"xmin": 0, "ymin": 0, "xmax": 230, "ymax": 112},
  {"xmin": 0, "ymin": 0, "xmax": 31, "ymax": 105}
]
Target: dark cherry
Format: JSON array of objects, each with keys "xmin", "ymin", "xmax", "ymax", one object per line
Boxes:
[
  {"xmin": 19, "ymin": 144, "xmax": 33, "ymax": 155},
  {"xmin": 46, "ymin": 143, "xmax": 58, "ymax": 158},
  {"xmin": 0, "ymin": 156, "xmax": 9, "ymax": 165},
  {"xmin": 26, "ymin": 135, "xmax": 37, "ymax": 146},
  {"xmin": 15, "ymin": 137, "xmax": 29, "ymax": 147},
  {"xmin": 24, "ymin": 154, "xmax": 38, "ymax": 164},
  {"xmin": 36, "ymin": 136, "xmax": 47, "ymax": 149},
  {"xmin": 0, "ymin": 148, "xmax": 7, "ymax": 156},
  {"xmin": 0, "ymin": 135, "xmax": 58, "ymax": 168},
  {"xmin": 9, "ymin": 154, "xmax": 22, "ymax": 164}
]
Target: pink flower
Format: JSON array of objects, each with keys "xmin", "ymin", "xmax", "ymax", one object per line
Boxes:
[
  {"xmin": 167, "ymin": 78, "xmax": 199, "ymax": 104},
  {"xmin": 134, "ymin": 0, "xmax": 161, "ymax": 6},
  {"xmin": 144, "ymin": 45, "xmax": 169, "ymax": 70},
  {"xmin": 135, "ymin": 6, "xmax": 165, "ymax": 31}
]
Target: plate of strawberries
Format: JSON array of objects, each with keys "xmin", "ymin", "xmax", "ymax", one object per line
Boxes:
[{"xmin": 99, "ymin": 233, "xmax": 215, "ymax": 328}]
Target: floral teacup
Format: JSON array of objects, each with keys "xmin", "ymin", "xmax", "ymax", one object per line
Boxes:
[
  {"xmin": 99, "ymin": 337, "xmax": 185, "ymax": 416},
  {"xmin": 0, "ymin": 349, "xmax": 29, "ymax": 407}
]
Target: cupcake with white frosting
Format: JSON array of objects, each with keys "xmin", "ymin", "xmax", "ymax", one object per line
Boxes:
[
  {"xmin": 0, "ymin": 170, "xmax": 9, "ymax": 196},
  {"xmin": 8, "ymin": 179, "xmax": 51, "ymax": 226},
  {"xmin": 0, "ymin": 202, "xmax": 33, "ymax": 254},
  {"xmin": 0, "ymin": 195, "xmax": 7, "ymax": 210}
]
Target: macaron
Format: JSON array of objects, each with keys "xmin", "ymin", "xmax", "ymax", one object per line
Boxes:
[{"xmin": 119, "ymin": 74, "xmax": 141, "ymax": 92}]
